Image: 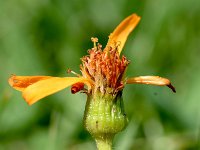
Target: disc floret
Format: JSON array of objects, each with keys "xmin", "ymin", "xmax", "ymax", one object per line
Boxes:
[{"xmin": 81, "ymin": 38, "xmax": 129, "ymax": 95}]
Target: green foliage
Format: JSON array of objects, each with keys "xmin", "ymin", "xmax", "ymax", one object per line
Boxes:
[{"xmin": 0, "ymin": 0, "xmax": 200, "ymax": 149}]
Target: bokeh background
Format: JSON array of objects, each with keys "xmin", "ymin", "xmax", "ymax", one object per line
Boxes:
[{"xmin": 0, "ymin": 0, "xmax": 200, "ymax": 149}]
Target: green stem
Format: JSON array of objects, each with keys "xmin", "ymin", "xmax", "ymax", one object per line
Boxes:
[{"xmin": 95, "ymin": 134, "xmax": 113, "ymax": 150}]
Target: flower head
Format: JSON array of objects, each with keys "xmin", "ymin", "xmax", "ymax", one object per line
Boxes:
[
  {"xmin": 8, "ymin": 13, "xmax": 175, "ymax": 105},
  {"xmin": 81, "ymin": 39, "xmax": 129, "ymax": 95}
]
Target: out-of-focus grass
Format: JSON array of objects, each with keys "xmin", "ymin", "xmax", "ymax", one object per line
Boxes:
[{"xmin": 0, "ymin": 0, "xmax": 200, "ymax": 150}]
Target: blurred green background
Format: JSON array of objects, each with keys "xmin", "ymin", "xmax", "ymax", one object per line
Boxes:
[{"xmin": 0, "ymin": 0, "xmax": 200, "ymax": 149}]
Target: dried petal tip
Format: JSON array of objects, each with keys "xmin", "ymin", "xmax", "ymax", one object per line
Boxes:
[{"xmin": 167, "ymin": 84, "xmax": 176, "ymax": 93}]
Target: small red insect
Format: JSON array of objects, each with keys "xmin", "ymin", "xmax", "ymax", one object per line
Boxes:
[{"xmin": 71, "ymin": 82, "xmax": 84, "ymax": 94}]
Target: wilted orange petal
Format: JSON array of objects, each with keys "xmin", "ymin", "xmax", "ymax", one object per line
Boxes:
[
  {"xmin": 106, "ymin": 13, "xmax": 141, "ymax": 54},
  {"xmin": 22, "ymin": 77, "xmax": 92, "ymax": 105},
  {"xmin": 8, "ymin": 75, "xmax": 52, "ymax": 91},
  {"xmin": 127, "ymin": 76, "xmax": 176, "ymax": 92}
]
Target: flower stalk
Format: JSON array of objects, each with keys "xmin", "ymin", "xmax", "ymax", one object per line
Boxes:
[{"xmin": 95, "ymin": 135, "xmax": 113, "ymax": 150}]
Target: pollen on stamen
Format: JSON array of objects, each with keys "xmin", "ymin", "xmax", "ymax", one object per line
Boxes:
[
  {"xmin": 91, "ymin": 37, "xmax": 98, "ymax": 43},
  {"xmin": 67, "ymin": 68, "xmax": 81, "ymax": 77},
  {"xmin": 91, "ymin": 37, "xmax": 98, "ymax": 48}
]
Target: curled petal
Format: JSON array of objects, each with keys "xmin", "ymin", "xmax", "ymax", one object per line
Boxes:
[
  {"xmin": 71, "ymin": 82, "xmax": 85, "ymax": 94},
  {"xmin": 8, "ymin": 75, "xmax": 92, "ymax": 105},
  {"xmin": 126, "ymin": 76, "xmax": 176, "ymax": 93},
  {"xmin": 106, "ymin": 13, "xmax": 141, "ymax": 54},
  {"xmin": 8, "ymin": 75, "xmax": 52, "ymax": 91},
  {"xmin": 22, "ymin": 77, "xmax": 92, "ymax": 105}
]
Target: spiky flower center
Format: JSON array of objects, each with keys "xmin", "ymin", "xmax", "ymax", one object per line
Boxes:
[{"xmin": 80, "ymin": 38, "xmax": 129, "ymax": 94}]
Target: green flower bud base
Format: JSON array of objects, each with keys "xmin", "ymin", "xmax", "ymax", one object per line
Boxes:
[{"xmin": 84, "ymin": 91, "xmax": 128, "ymax": 150}]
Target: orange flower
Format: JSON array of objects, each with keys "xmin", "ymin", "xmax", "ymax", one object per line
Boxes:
[{"xmin": 8, "ymin": 14, "xmax": 175, "ymax": 106}]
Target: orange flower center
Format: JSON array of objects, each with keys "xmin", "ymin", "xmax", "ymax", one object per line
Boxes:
[{"xmin": 80, "ymin": 38, "xmax": 129, "ymax": 94}]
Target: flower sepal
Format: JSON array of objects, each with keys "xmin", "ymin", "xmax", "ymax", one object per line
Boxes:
[{"xmin": 84, "ymin": 90, "xmax": 128, "ymax": 149}]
